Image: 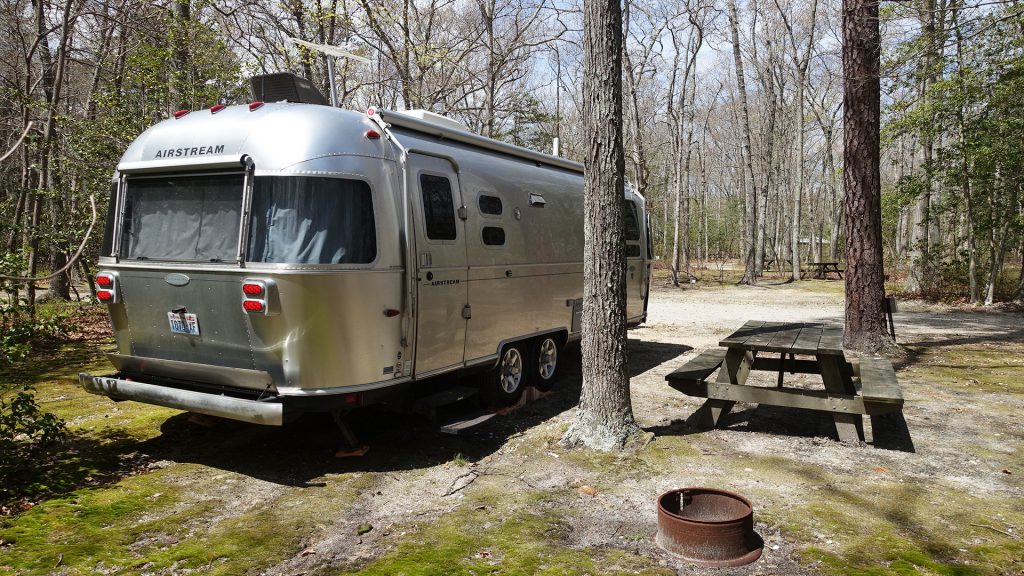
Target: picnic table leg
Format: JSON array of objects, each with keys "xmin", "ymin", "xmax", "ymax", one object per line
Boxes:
[
  {"xmin": 817, "ymin": 354, "xmax": 865, "ymax": 443},
  {"xmin": 694, "ymin": 400, "xmax": 735, "ymax": 429},
  {"xmin": 694, "ymin": 348, "xmax": 754, "ymax": 429}
]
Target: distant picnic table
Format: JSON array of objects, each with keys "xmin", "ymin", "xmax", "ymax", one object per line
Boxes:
[
  {"xmin": 665, "ymin": 321, "xmax": 904, "ymax": 444},
  {"xmin": 804, "ymin": 261, "xmax": 843, "ymax": 280}
]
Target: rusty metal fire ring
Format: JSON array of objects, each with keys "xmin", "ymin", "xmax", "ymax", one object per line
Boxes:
[{"xmin": 655, "ymin": 487, "xmax": 764, "ymax": 567}]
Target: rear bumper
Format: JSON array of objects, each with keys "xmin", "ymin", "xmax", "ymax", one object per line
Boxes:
[{"xmin": 79, "ymin": 373, "xmax": 284, "ymax": 426}]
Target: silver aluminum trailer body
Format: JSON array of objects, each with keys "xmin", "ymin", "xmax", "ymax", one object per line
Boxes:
[{"xmin": 80, "ymin": 102, "xmax": 651, "ymax": 425}]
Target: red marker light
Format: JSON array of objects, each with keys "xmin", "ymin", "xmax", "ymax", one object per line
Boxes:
[
  {"xmin": 95, "ymin": 274, "xmax": 114, "ymax": 288},
  {"xmin": 367, "ymin": 107, "xmax": 377, "ymax": 116},
  {"xmin": 243, "ymin": 300, "xmax": 265, "ymax": 313},
  {"xmin": 97, "ymin": 290, "xmax": 114, "ymax": 302},
  {"xmin": 343, "ymin": 393, "xmax": 361, "ymax": 406},
  {"xmin": 365, "ymin": 129, "xmax": 381, "ymax": 140},
  {"xmin": 249, "ymin": 101, "xmax": 264, "ymax": 111},
  {"xmin": 383, "ymin": 308, "xmax": 400, "ymax": 317},
  {"xmin": 210, "ymin": 104, "xmax": 226, "ymax": 114},
  {"xmin": 173, "ymin": 109, "xmax": 190, "ymax": 119},
  {"xmin": 242, "ymin": 282, "xmax": 264, "ymax": 296}
]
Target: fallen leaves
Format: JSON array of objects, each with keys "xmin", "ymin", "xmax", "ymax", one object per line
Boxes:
[{"xmin": 577, "ymin": 485, "xmax": 598, "ymax": 497}]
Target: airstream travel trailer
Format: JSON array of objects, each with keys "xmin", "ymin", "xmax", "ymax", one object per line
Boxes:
[{"xmin": 79, "ymin": 75, "xmax": 652, "ymax": 433}]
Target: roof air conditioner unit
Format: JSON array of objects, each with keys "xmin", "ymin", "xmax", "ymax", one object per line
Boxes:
[{"xmin": 250, "ymin": 72, "xmax": 328, "ymax": 105}]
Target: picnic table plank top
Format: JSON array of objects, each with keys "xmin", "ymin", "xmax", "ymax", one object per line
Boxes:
[
  {"xmin": 719, "ymin": 320, "xmax": 764, "ymax": 346},
  {"xmin": 763, "ymin": 323, "xmax": 805, "ymax": 353},
  {"xmin": 719, "ymin": 321, "xmax": 845, "ymax": 356},
  {"xmin": 817, "ymin": 326, "xmax": 845, "ymax": 355}
]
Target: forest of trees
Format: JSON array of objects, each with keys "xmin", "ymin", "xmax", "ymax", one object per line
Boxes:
[{"xmin": 0, "ymin": 0, "xmax": 1021, "ymax": 312}]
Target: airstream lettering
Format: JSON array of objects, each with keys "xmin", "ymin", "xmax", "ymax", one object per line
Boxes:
[
  {"xmin": 153, "ymin": 144, "xmax": 226, "ymax": 158},
  {"xmin": 80, "ymin": 97, "xmax": 651, "ymax": 431}
]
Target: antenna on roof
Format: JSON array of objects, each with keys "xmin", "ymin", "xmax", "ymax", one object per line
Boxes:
[{"xmin": 286, "ymin": 36, "xmax": 370, "ymax": 108}]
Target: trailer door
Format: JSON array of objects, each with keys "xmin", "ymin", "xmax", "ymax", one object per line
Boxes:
[
  {"xmin": 409, "ymin": 153, "xmax": 468, "ymax": 376},
  {"xmin": 625, "ymin": 200, "xmax": 646, "ymax": 323}
]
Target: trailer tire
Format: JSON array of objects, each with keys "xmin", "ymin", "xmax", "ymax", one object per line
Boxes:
[
  {"xmin": 481, "ymin": 343, "xmax": 527, "ymax": 407},
  {"xmin": 531, "ymin": 335, "xmax": 562, "ymax": 391}
]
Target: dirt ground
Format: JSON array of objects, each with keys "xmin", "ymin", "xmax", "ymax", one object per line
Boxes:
[{"xmin": 2, "ymin": 275, "xmax": 1022, "ymax": 575}]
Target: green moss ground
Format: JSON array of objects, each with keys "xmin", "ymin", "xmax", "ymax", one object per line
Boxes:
[
  {"xmin": 2, "ymin": 301, "xmax": 1023, "ymax": 575},
  {"xmin": 906, "ymin": 343, "xmax": 1024, "ymax": 395},
  {"xmin": 339, "ymin": 479, "xmax": 673, "ymax": 576}
]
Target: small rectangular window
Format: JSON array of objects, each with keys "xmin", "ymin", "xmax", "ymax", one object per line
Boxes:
[
  {"xmin": 478, "ymin": 194, "xmax": 503, "ymax": 215},
  {"xmin": 482, "ymin": 226, "xmax": 505, "ymax": 246},
  {"xmin": 420, "ymin": 174, "xmax": 457, "ymax": 240},
  {"xmin": 626, "ymin": 244, "xmax": 642, "ymax": 258}
]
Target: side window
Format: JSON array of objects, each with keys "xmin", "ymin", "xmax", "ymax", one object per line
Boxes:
[
  {"xmin": 420, "ymin": 174, "xmax": 456, "ymax": 240},
  {"xmin": 624, "ymin": 201, "xmax": 640, "ymax": 242},
  {"xmin": 625, "ymin": 201, "xmax": 642, "ymax": 259},
  {"xmin": 100, "ymin": 182, "xmax": 118, "ymax": 257},
  {"xmin": 482, "ymin": 226, "xmax": 506, "ymax": 246},
  {"xmin": 478, "ymin": 194, "xmax": 503, "ymax": 216}
]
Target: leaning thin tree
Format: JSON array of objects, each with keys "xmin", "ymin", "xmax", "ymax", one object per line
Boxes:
[
  {"xmin": 561, "ymin": 0, "xmax": 639, "ymax": 450},
  {"xmin": 842, "ymin": 0, "xmax": 891, "ymax": 352}
]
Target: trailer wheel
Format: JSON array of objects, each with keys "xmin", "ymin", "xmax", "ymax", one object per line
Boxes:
[
  {"xmin": 482, "ymin": 344, "xmax": 526, "ymax": 406},
  {"xmin": 532, "ymin": 335, "xmax": 562, "ymax": 391}
]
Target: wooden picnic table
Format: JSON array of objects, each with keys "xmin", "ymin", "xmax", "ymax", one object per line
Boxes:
[
  {"xmin": 804, "ymin": 261, "xmax": 843, "ymax": 279},
  {"xmin": 665, "ymin": 321, "xmax": 904, "ymax": 444}
]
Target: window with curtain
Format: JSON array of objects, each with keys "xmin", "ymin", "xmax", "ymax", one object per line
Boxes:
[
  {"xmin": 247, "ymin": 176, "xmax": 376, "ymax": 264},
  {"xmin": 120, "ymin": 173, "xmax": 243, "ymax": 262}
]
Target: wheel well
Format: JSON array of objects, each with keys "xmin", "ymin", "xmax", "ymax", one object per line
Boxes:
[{"xmin": 489, "ymin": 330, "xmax": 569, "ymax": 368}]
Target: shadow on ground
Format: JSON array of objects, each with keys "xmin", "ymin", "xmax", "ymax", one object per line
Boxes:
[
  {"xmin": 647, "ymin": 403, "xmax": 915, "ymax": 452},
  {"xmin": 627, "ymin": 339, "xmax": 692, "ymax": 376}
]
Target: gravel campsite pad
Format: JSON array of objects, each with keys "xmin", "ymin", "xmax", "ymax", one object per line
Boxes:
[{"xmin": 2, "ymin": 276, "xmax": 1022, "ymax": 575}]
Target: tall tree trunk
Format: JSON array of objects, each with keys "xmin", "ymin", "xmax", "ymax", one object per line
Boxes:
[
  {"xmin": 984, "ymin": 168, "xmax": 1014, "ymax": 305},
  {"xmin": 171, "ymin": 0, "xmax": 193, "ymax": 111},
  {"xmin": 905, "ymin": 0, "xmax": 938, "ymax": 294},
  {"xmin": 561, "ymin": 0, "xmax": 638, "ymax": 451},
  {"xmin": 776, "ymin": 0, "xmax": 818, "ymax": 281},
  {"xmin": 729, "ymin": 0, "xmax": 758, "ymax": 284},
  {"xmin": 842, "ymin": 0, "xmax": 890, "ymax": 352}
]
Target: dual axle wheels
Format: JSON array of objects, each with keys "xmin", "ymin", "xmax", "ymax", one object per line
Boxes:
[{"xmin": 481, "ymin": 335, "xmax": 563, "ymax": 407}]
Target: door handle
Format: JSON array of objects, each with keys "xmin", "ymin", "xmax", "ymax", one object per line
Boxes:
[{"xmin": 505, "ymin": 270, "xmax": 512, "ymax": 277}]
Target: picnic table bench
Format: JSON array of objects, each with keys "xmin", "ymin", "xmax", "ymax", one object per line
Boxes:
[
  {"xmin": 665, "ymin": 321, "xmax": 903, "ymax": 444},
  {"xmin": 803, "ymin": 262, "xmax": 844, "ymax": 280}
]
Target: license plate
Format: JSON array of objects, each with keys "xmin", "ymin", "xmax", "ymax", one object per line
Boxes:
[{"xmin": 167, "ymin": 312, "xmax": 200, "ymax": 336}]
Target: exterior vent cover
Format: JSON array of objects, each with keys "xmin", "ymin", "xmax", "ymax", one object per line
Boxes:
[{"xmin": 250, "ymin": 73, "xmax": 328, "ymax": 105}]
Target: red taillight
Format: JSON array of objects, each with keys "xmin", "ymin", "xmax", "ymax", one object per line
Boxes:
[
  {"xmin": 343, "ymin": 393, "xmax": 361, "ymax": 406},
  {"xmin": 96, "ymin": 274, "xmax": 114, "ymax": 288},
  {"xmin": 365, "ymin": 129, "xmax": 381, "ymax": 140},
  {"xmin": 249, "ymin": 101, "xmax": 264, "ymax": 111},
  {"xmin": 210, "ymin": 104, "xmax": 226, "ymax": 114},
  {"xmin": 243, "ymin": 300, "xmax": 265, "ymax": 313},
  {"xmin": 173, "ymin": 109, "xmax": 190, "ymax": 119},
  {"xmin": 97, "ymin": 290, "xmax": 114, "ymax": 302},
  {"xmin": 241, "ymin": 278, "xmax": 274, "ymax": 315}
]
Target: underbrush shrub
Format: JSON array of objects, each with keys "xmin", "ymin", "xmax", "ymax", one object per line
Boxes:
[
  {"xmin": 0, "ymin": 386, "xmax": 65, "ymax": 449},
  {"xmin": 1, "ymin": 278, "xmax": 77, "ymax": 508}
]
